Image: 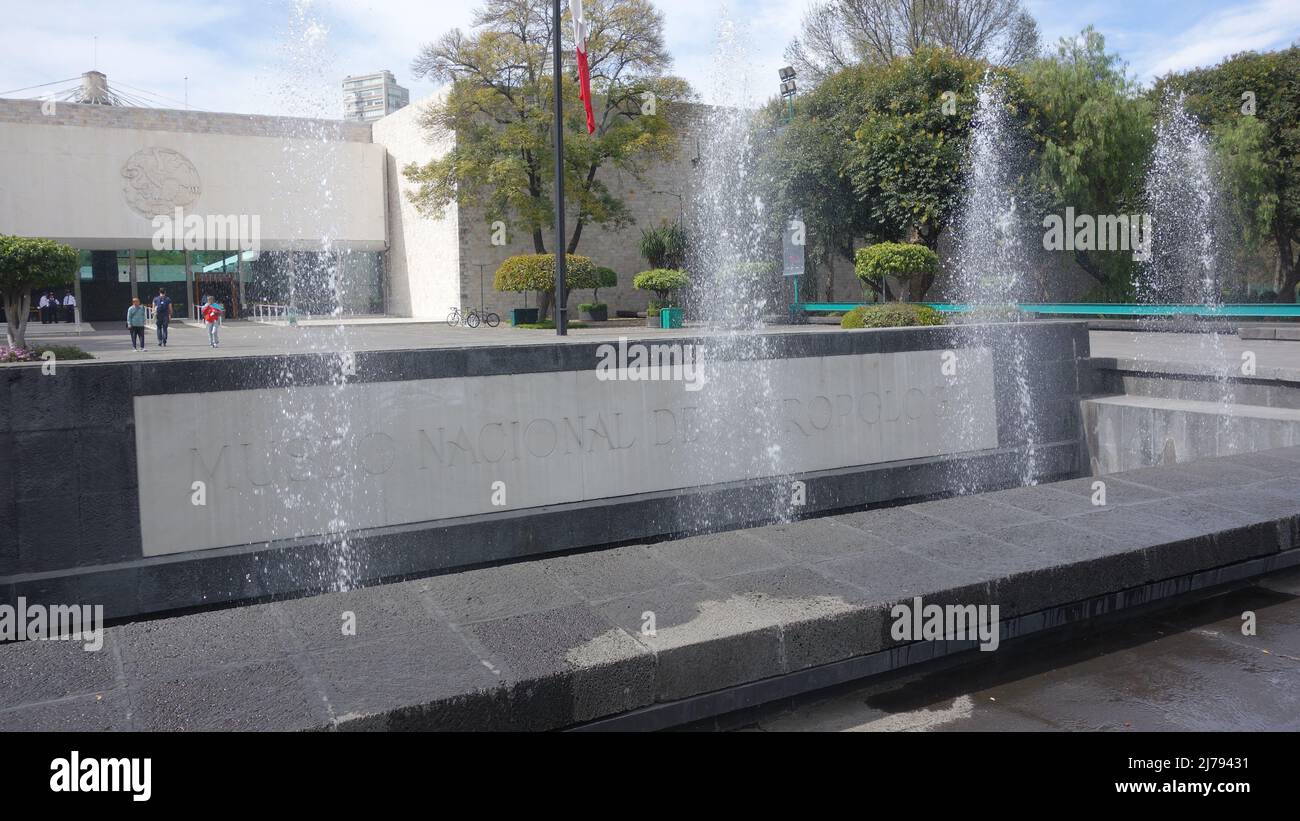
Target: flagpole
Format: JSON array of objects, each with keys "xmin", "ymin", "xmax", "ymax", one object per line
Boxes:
[{"xmin": 553, "ymin": 0, "xmax": 568, "ymax": 336}]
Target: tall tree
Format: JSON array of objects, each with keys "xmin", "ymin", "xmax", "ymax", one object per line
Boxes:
[
  {"xmin": 786, "ymin": 0, "xmax": 1041, "ymax": 86},
  {"xmin": 841, "ymin": 48, "xmax": 1021, "ymax": 298},
  {"xmin": 1022, "ymin": 28, "xmax": 1154, "ymax": 299},
  {"xmin": 1159, "ymin": 47, "xmax": 1300, "ymax": 301},
  {"xmin": 404, "ymin": 0, "xmax": 689, "ymax": 318},
  {"xmin": 758, "ymin": 68, "xmax": 878, "ymax": 300}
]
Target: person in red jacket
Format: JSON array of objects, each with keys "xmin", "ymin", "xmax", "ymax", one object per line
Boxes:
[{"xmin": 201, "ymin": 295, "xmax": 224, "ymax": 348}]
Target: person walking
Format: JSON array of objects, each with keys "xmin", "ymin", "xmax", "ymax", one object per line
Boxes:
[
  {"xmin": 201, "ymin": 295, "xmax": 224, "ymax": 348},
  {"xmin": 152, "ymin": 288, "xmax": 172, "ymax": 347},
  {"xmin": 127, "ymin": 297, "xmax": 147, "ymax": 351},
  {"xmin": 62, "ymin": 290, "xmax": 76, "ymax": 324}
]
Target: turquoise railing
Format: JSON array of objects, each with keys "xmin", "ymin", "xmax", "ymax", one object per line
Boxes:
[{"xmin": 795, "ymin": 302, "xmax": 1300, "ymax": 318}]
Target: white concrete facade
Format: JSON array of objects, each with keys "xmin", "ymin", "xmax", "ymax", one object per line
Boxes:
[
  {"xmin": 370, "ymin": 90, "xmax": 461, "ymax": 319},
  {"xmin": 0, "ymin": 99, "xmax": 387, "ymax": 252},
  {"xmin": 0, "ymin": 94, "xmax": 701, "ymax": 319}
]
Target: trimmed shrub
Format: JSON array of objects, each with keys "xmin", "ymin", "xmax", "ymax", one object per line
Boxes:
[
  {"xmin": 841, "ymin": 303, "xmax": 944, "ymax": 329},
  {"xmin": 854, "ymin": 242, "xmax": 939, "ymax": 301},
  {"xmin": 593, "ymin": 266, "xmax": 618, "ymax": 302},
  {"xmin": 493, "ymin": 253, "xmax": 598, "ymax": 294},
  {"xmin": 633, "ymin": 268, "xmax": 689, "ymax": 306}
]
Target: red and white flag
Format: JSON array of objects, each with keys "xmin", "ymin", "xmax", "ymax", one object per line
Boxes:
[{"xmin": 570, "ymin": 0, "xmax": 596, "ymax": 134}]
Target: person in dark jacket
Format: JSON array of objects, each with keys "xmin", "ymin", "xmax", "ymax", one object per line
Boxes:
[{"xmin": 152, "ymin": 288, "xmax": 172, "ymax": 347}]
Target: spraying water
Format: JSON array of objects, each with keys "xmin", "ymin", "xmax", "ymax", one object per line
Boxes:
[
  {"xmin": 255, "ymin": 0, "xmax": 371, "ymax": 592},
  {"xmin": 948, "ymin": 80, "xmax": 1042, "ymax": 488},
  {"xmin": 1140, "ymin": 93, "xmax": 1239, "ymax": 454},
  {"xmin": 680, "ymin": 5, "xmax": 792, "ymax": 531}
]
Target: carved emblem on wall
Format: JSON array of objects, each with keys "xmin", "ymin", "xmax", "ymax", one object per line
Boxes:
[{"xmin": 120, "ymin": 147, "xmax": 202, "ymax": 218}]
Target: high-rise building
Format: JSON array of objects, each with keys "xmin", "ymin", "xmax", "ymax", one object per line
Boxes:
[{"xmin": 342, "ymin": 71, "xmax": 409, "ymax": 122}]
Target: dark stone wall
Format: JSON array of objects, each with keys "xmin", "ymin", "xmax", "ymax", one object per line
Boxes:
[{"xmin": 0, "ymin": 321, "xmax": 1091, "ymax": 620}]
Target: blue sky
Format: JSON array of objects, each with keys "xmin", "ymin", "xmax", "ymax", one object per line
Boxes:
[{"xmin": 2, "ymin": 0, "xmax": 1298, "ymax": 116}]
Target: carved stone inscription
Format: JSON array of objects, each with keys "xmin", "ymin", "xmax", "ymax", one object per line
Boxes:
[{"xmin": 134, "ymin": 349, "xmax": 997, "ymax": 556}]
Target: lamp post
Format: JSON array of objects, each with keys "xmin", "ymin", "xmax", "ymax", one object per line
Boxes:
[
  {"xmin": 779, "ymin": 67, "xmax": 802, "ymax": 317},
  {"xmin": 778, "ymin": 66, "xmax": 797, "ymax": 123},
  {"xmin": 552, "ymin": 0, "xmax": 568, "ymax": 336}
]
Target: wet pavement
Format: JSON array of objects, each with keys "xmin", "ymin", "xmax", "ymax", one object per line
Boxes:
[{"xmin": 699, "ymin": 567, "xmax": 1300, "ymax": 732}]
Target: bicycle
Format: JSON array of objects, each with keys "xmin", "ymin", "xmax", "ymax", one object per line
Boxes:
[{"xmin": 447, "ymin": 307, "xmax": 500, "ymax": 328}]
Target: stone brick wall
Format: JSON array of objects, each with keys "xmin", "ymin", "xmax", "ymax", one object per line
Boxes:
[{"xmin": 453, "ymin": 102, "xmax": 708, "ymax": 320}]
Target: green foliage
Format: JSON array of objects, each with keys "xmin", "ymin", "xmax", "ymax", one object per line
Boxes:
[
  {"xmin": 35, "ymin": 344, "xmax": 93, "ymax": 360},
  {"xmin": 593, "ymin": 266, "xmax": 618, "ymax": 301},
  {"xmin": 759, "ymin": 68, "xmax": 876, "ymax": 300},
  {"xmin": 638, "ymin": 222, "xmax": 688, "ymax": 269},
  {"xmin": 577, "ymin": 302, "xmax": 605, "ymax": 311},
  {"xmin": 0, "ymin": 235, "xmax": 79, "ymax": 348},
  {"xmin": 594, "ymin": 266, "xmax": 618, "ymax": 289},
  {"xmin": 844, "ymin": 49, "xmax": 1012, "ymax": 245},
  {"xmin": 841, "ymin": 303, "xmax": 944, "ymax": 329},
  {"xmin": 403, "ymin": 0, "xmax": 691, "ymax": 253},
  {"xmin": 1214, "ymin": 115, "xmax": 1275, "ymax": 249},
  {"xmin": 632, "ymin": 268, "xmax": 689, "ymax": 304},
  {"xmin": 1158, "ymin": 45, "xmax": 1300, "ymax": 299},
  {"xmin": 0, "ymin": 235, "xmax": 78, "ymax": 295},
  {"xmin": 403, "ymin": 0, "xmax": 690, "ymax": 255},
  {"xmin": 854, "ymin": 243, "xmax": 939, "ymax": 298},
  {"xmin": 1022, "ymin": 28, "xmax": 1154, "ymax": 297},
  {"xmin": 493, "ymin": 253, "xmax": 597, "ymax": 293}
]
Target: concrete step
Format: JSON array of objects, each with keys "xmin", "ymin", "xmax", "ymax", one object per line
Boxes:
[
  {"xmin": 2, "ymin": 449, "xmax": 1299, "ymax": 731},
  {"xmin": 1240, "ymin": 324, "xmax": 1300, "ymax": 341},
  {"xmin": 1083, "ymin": 394, "xmax": 1300, "ymax": 473}
]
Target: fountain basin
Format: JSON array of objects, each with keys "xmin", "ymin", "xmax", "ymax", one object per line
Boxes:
[{"xmin": 0, "ymin": 322, "xmax": 1090, "ymax": 620}]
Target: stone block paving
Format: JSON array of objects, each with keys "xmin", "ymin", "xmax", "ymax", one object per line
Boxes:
[{"xmin": 3, "ymin": 449, "xmax": 1299, "ymax": 731}]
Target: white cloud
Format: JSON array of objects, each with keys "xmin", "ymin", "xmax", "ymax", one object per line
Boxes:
[
  {"xmin": 1137, "ymin": 0, "xmax": 1300, "ymax": 78},
  {"xmin": 0, "ymin": 0, "xmax": 806, "ymax": 114},
  {"xmin": 2, "ymin": 0, "xmax": 1297, "ymax": 117}
]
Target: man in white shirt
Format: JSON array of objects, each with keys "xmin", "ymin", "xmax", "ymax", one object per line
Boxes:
[
  {"xmin": 38, "ymin": 293, "xmax": 51, "ymax": 324},
  {"xmin": 62, "ymin": 290, "xmax": 76, "ymax": 323}
]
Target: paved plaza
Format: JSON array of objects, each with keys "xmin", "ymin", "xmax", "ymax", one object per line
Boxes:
[
  {"xmin": 718, "ymin": 566, "xmax": 1300, "ymax": 732},
  {"xmin": 21, "ymin": 318, "xmax": 1300, "ymax": 377}
]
